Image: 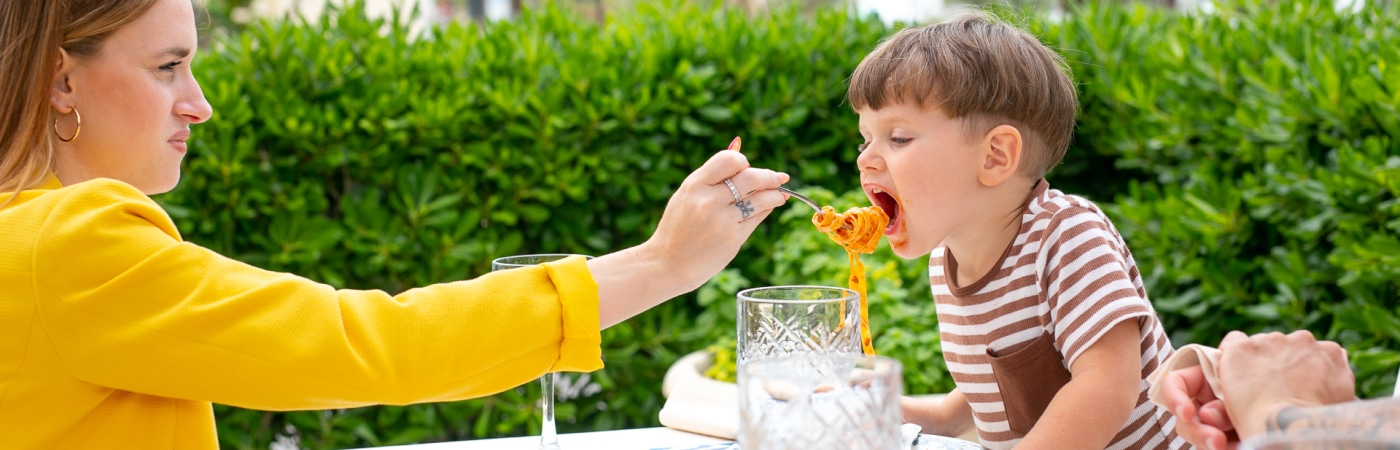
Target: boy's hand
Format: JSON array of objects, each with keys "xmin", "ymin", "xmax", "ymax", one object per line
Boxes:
[
  {"xmin": 900, "ymin": 389, "xmax": 974, "ymax": 438},
  {"xmin": 900, "ymin": 395, "xmax": 935, "ymax": 427},
  {"xmin": 1159, "ymin": 366, "xmax": 1238, "ymax": 450}
]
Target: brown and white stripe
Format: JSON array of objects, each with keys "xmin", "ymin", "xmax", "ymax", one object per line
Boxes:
[{"xmin": 930, "ymin": 181, "xmax": 1191, "ymax": 450}]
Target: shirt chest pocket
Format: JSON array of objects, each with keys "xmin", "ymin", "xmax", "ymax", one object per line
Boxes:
[{"xmin": 986, "ymin": 331, "xmax": 1071, "ymax": 435}]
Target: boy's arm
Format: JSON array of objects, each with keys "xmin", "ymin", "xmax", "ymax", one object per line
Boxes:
[
  {"xmin": 901, "ymin": 387, "xmax": 975, "ymax": 437},
  {"xmin": 1014, "ymin": 320, "xmax": 1144, "ymax": 450}
]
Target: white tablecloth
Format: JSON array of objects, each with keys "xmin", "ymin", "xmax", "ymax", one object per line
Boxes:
[{"xmin": 357, "ymin": 427, "xmax": 730, "ymax": 450}]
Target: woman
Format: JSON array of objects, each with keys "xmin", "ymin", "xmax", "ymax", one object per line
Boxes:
[{"xmin": 0, "ymin": 0, "xmax": 789, "ymax": 448}]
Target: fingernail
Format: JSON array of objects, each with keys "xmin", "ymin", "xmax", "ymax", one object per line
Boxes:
[{"xmin": 728, "ymin": 136, "xmax": 742, "ymax": 151}]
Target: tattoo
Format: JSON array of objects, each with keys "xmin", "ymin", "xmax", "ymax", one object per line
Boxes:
[
  {"xmin": 1261, "ymin": 398, "xmax": 1400, "ymax": 448},
  {"xmin": 737, "ymin": 200, "xmax": 755, "ymax": 219}
]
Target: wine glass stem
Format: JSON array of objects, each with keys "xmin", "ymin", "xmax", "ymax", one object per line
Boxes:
[{"xmin": 540, "ymin": 373, "xmax": 559, "ymax": 450}]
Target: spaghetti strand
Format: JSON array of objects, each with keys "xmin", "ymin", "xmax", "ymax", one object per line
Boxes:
[{"xmin": 812, "ymin": 205, "xmax": 889, "ymax": 355}]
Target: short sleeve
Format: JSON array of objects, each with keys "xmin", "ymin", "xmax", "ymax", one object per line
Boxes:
[{"xmin": 1039, "ymin": 208, "xmax": 1151, "ymax": 368}]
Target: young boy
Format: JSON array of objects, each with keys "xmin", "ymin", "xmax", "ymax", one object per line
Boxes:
[{"xmin": 848, "ymin": 11, "xmax": 1189, "ymax": 450}]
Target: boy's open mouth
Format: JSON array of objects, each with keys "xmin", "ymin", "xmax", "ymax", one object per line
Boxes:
[{"xmin": 869, "ymin": 189, "xmax": 901, "ymax": 235}]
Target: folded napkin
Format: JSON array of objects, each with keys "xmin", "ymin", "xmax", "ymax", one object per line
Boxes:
[
  {"xmin": 1147, "ymin": 344, "xmax": 1225, "ymax": 409},
  {"xmin": 658, "ymin": 352, "xmax": 741, "ymax": 439},
  {"xmin": 658, "ymin": 384, "xmax": 740, "ymax": 440}
]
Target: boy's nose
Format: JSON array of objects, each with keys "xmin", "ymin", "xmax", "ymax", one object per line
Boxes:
[{"xmin": 857, "ymin": 147, "xmax": 883, "ymax": 172}]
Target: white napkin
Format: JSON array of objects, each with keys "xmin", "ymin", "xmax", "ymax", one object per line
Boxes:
[
  {"xmin": 901, "ymin": 423, "xmax": 923, "ymax": 449},
  {"xmin": 659, "ymin": 382, "xmax": 741, "ymax": 439},
  {"xmin": 658, "ymin": 352, "xmax": 741, "ymax": 439},
  {"xmin": 1147, "ymin": 344, "xmax": 1225, "ymax": 409}
]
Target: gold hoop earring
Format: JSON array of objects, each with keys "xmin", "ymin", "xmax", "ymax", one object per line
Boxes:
[{"xmin": 54, "ymin": 107, "xmax": 81, "ymax": 142}]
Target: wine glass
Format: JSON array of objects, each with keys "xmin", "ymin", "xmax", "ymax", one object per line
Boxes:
[{"xmin": 492, "ymin": 253, "xmax": 593, "ymax": 450}]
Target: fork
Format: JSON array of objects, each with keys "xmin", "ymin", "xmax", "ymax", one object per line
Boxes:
[
  {"xmin": 777, "ymin": 186, "xmax": 822, "ymax": 213},
  {"xmin": 777, "ymin": 186, "xmax": 856, "ymax": 230}
]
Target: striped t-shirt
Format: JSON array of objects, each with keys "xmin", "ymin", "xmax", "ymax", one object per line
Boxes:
[{"xmin": 930, "ymin": 181, "xmax": 1189, "ymax": 450}]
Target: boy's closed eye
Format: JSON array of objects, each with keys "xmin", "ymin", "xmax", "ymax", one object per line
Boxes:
[{"xmin": 856, "ymin": 136, "xmax": 914, "ymax": 152}]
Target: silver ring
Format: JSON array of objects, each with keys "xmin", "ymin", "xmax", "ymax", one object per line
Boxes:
[{"xmin": 723, "ymin": 178, "xmax": 742, "ymax": 203}]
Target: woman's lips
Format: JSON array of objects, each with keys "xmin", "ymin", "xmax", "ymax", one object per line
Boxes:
[{"xmin": 169, "ymin": 130, "xmax": 190, "ymax": 153}]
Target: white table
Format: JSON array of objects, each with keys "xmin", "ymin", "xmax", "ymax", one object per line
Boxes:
[{"xmin": 360, "ymin": 427, "xmax": 730, "ymax": 450}]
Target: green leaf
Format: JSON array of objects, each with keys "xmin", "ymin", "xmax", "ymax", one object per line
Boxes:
[{"xmin": 696, "ymin": 105, "xmax": 733, "ymax": 122}]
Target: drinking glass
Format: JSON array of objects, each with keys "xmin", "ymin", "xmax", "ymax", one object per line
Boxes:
[
  {"xmin": 492, "ymin": 254, "xmax": 593, "ymax": 450},
  {"xmin": 736, "ymin": 286, "xmax": 862, "ymax": 366},
  {"xmin": 738, "ymin": 353, "xmax": 904, "ymax": 449}
]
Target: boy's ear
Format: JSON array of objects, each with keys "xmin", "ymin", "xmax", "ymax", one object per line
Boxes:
[{"xmin": 977, "ymin": 124, "xmax": 1023, "ymax": 187}]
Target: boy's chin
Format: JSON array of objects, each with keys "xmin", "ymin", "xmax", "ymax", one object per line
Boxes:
[{"xmin": 887, "ymin": 238, "xmax": 929, "ymax": 259}]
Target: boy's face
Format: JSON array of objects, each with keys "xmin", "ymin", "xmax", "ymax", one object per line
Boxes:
[{"xmin": 856, "ymin": 103, "xmax": 983, "ymax": 259}]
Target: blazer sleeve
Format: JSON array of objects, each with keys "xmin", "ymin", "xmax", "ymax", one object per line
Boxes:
[{"xmin": 30, "ymin": 179, "xmax": 602, "ymax": 411}]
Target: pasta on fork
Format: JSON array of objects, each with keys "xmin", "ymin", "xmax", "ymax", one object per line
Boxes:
[{"xmin": 812, "ymin": 205, "xmax": 889, "ymax": 355}]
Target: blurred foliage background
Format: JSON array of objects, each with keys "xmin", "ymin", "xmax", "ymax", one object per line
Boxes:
[{"xmin": 170, "ymin": 0, "xmax": 1399, "ymax": 447}]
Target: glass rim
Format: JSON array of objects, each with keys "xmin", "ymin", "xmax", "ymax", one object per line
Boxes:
[
  {"xmin": 743, "ymin": 353, "xmax": 901, "ymax": 368},
  {"xmin": 737, "ymin": 285, "xmax": 859, "ymax": 304},
  {"xmin": 740, "ymin": 353, "xmax": 904, "ymax": 383},
  {"xmin": 491, "ymin": 253, "xmax": 592, "ymax": 268}
]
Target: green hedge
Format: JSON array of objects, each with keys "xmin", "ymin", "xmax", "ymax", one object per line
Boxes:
[
  {"xmin": 171, "ymin": 1, "xmax": 1399, "ymax": 448},
  {"xmin": 181, "ymin": 2, "xmax": 886, "ymax": 448},
  {"xmin": 1039, "ymin": 0, "xmax": 1400, "ymax": 397}
]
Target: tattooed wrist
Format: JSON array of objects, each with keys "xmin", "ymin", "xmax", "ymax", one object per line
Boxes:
[
  {"xmin": 1263, "ymin": 398, "xmax": 1400, "ymax": 443},
  {"xmin": 1266, "ymin": 405, "xmax": 1308, "ymax": 434}
]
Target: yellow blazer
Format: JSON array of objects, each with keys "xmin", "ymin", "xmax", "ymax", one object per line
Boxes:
[{"xmin": 0, "ymin": 175, "xmax": 603, "ymax": 449}]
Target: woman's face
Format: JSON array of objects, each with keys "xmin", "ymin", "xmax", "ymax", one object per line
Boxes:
[{"xmin": 50, "ymin": 0, "xmax": 212, "ymax": 194}]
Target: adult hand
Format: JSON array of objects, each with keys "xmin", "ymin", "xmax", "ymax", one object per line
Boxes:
[
  {"xmin": 1216, "ymin": 330, "xmax": 1354, "ymax": 441},
  {"xmin": 646, "ymin": 148, "xmax": 788, "ymax": 291},
  {"xmin": 589, "ymin": 144, "xmax": 790, "ymax": 328},
  {"xmin": 1159, "ymin": 365, "xmax": 1237, "ymax": 450}
]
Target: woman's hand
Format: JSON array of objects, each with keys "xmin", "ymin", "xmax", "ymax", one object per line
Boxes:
[
  {"xmin": 647, "ymin": 148, "xmax": 789, "ymax": 291},
  {"xmin": 589, "ymin": 145, "xmax": 788, "ymax": 328}
]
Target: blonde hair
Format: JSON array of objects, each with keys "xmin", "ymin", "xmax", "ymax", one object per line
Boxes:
[
  {"xmin": 0, "ymin": 0, "xmax": 159, "ymax": 197},
  {"xmin": 848, "ymin": 10, "xmax": 1078, "ymax": 179}
]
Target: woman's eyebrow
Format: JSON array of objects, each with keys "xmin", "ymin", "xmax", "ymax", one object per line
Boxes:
[{"xmin": 154, "ymin": 46, "xmax": 191, "ymax": 58}]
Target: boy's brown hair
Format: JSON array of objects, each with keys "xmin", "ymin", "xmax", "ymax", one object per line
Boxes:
[{"xmin": 848, "ymin": 10, "xmax": 1078, "ymax": 180}]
